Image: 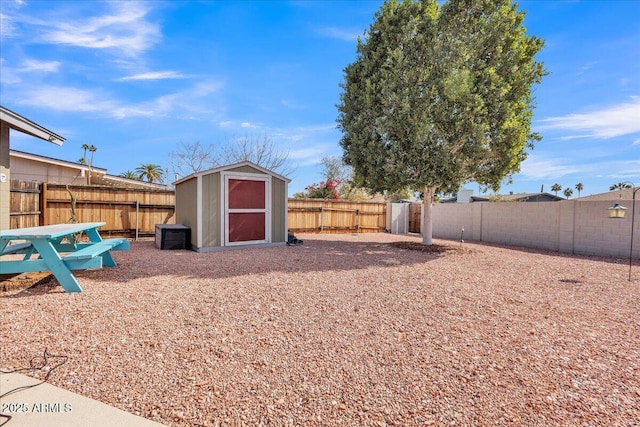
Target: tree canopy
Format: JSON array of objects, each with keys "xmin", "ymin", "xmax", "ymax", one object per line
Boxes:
[
  {"xmin": 168, "ymin": 134, "xmax": 294, "ymax": 179},
  {"xmin": 337, "ymin": 0, "xmax": 545, "ymax": 243}
]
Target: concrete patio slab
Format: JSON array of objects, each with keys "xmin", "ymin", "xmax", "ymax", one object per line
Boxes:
[{"xmin": 0, "ymin": 372, "xmax": 166, "ymax": 427}]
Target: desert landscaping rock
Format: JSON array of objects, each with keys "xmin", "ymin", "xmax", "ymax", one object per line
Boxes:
[{"xmin": 1, "ymin": 233, "xmax": 638, "ymax": 426}]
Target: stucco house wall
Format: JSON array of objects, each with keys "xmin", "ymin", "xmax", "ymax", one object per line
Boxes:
[{"xmin": 0, "ymin": 106, "xmax": 65, "ymax": 230}]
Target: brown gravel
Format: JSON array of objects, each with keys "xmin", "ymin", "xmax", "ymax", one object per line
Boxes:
[{"xmin": 1, "ymin": 233, "xmax": 639, "ymax": 426}]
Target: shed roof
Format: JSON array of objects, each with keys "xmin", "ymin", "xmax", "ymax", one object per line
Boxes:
[
  {"xmin": 0, "ymin": 106, "xmax": 65, "ymax": 145},
  {"xmin": 174, "ymin": 161, "xmax": 291, "ymax": 185}
]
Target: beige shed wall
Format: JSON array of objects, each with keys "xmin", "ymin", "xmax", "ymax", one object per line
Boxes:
[
  {"xmin": 271, "ymin": 177, "xmax": 287, "ymax": 243},
  {"xmin": 228, "ymin": 165, "xmax": 262, "ymax": 174},
  {"xmin": 175, "ymin": 177, "xmax": 198, "ymax": 247},
  {"xmin": 202, "ymin": 172, "xmax": 220, "ymax": 247}
]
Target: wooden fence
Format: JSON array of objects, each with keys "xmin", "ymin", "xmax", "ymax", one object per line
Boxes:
[
  {"xmin": 288, "ymin": 198, "xmax": 387, "ymax": 233},
  {"xmin": 409, "ymin": 203, "xmax": 422, "ymax": 233},
  {"xmin": 9, "ymin": 181, "xmax": 175, "ymax": 237},
  {"xmin": 9, "ymin": 180, "xmax": 41, "ymax": 229},
  {"xmin": 43, "ymin": 184, "xmax": 175, "ymax": 237},
  {"xmin": 9, "ymin": 181, "xmax": 389, "ymax": 236}
]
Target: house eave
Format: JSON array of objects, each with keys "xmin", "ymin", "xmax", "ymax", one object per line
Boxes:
[
  {"xmin": 0, "ymin": 106, "xmax": 66, "ymax": 145},
  {"xmin": 10, "ymin": 149, "xmax": 106, "ymax": 174}
]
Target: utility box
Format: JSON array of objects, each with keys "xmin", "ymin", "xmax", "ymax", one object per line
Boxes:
[
  {"xmin": 386, "ymin": 203, "xmax": 409, "ymax": 234},
  {"xmin": 155, "ymin": 224, "xmax": 191, "ymax": 250}
]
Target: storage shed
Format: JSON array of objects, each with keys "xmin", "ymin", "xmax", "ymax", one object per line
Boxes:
[{"xmin": 174, "ymin": 161, "xmax": 290, "ymax": 251}]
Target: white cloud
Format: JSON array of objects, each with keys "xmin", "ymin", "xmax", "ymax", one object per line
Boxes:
[
  {"xmin": 281, "ymin": 99, "xmax": 306, "ymax": 109},
  {"xmin": 17, "ymin": 80, "xmax": 224, "ymax": 120},
  {"xmin": 240, "ymin": 122, "xmax": 258, "ymax": 128},
  {"xmin": 518, "ymin": 155, "xmax": 582, "ymax": 180},
  {"xmin": 276, "ymin": 124, "xmax": 337, "ymax": 143},
  {"xmin": 19, "ymin": 58, "xmax": 61, "ymax": 73},
  {"xmin": 0, "ymin": 13, "xmax": 17, "ymax": 38},
  {"xmin": 289, "ymin": 146, "xmax": 329, "ymax": 160},
  {"xmin": 518, "ymin": 153, "xmax": 640, "ymax": 184},
  {"xmin": 0, "ymin": 59, "xmax": 21, "ymax": 84},
  {"xmin": 313, "ymin": 25, "xmax": 362, "ymax": 42},
  {"xmin": 118, "ymin": 71, "xmax": 186, "ymax": 81},
  {"xmin": 0, "ymin": 0, "xmax": 26, "ymax": 38},
  {"xmin": 112, "ymin": 80, "xmax": 225, "ymax": 119},
  {"xmin": 537, "ymin": 97, "xmax": 640, "ymax": 139},
  {"xmin": 19, "ymin": 85, "xmax": 118, "ymax": 113},
  {"xmin": 40, "ymin": 2, "xmax": 160, "ymax": 57}
]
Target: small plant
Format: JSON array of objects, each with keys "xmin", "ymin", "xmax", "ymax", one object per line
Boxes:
[
  {"xmin": 66, "ymin": 185, "xmax": 77, "ymax": 224},
  {"xmin": 305, "ymin": 179, "xmax": 341, "ymax": 199},
  {"xmin": 66, "ymin": 185, "xmax": 82, "ymax": 243}
]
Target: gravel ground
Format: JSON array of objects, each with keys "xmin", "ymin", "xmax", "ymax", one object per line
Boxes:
[{"xmin": 1, "ymin": 233, "xmax": 639, "ymax": 426}]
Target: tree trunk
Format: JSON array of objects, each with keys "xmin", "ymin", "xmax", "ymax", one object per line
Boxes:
[{"xmin": 422, "ymin": 186, "xmax": 435, "ymax": 245}]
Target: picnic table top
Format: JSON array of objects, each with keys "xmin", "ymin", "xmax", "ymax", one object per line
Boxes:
[{"xmin": 0, "ymin": 222, "xmax": 107, "ymax": 240}]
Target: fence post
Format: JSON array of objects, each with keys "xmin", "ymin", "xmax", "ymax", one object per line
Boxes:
[
  {"xmin": 39, "ymin": 182, "xmax": 48, "ymax": 226},
  {"xmin": 356, "ymin": 209, "xmax": 360, "ymax": 232},
  {"xmin": 320, "ymin": 205, "xmax": 324, "ymax": 232},
  {"xmin": 136, "ymin": 200, "xmax": 139, "ymax": 241}
]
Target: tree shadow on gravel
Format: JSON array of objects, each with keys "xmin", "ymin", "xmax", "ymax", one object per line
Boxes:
[
  {"xmin": 3, "ymin": 233, "xmax": 630, "ymax": 296},
  {"xmin": 5, "ymin": 235, "xmax": 469, "ymax": 294},
  {"xmin": 463, "ymin": 238, "xmax": 636, "ymax": 267}
]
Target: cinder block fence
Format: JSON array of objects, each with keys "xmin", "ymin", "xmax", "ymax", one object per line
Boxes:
[{"xmin": 431, "ymin": 199, "xmax": 639, "ymax": 258}]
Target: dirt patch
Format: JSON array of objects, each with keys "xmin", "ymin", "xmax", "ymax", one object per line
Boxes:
[
  {"xmin": 0, "ymin": 272, "xmax": 52, "ymax": 295},
  {"xmin": 390, "ymin": 240, "xmax": 475, "ymax": 253}
]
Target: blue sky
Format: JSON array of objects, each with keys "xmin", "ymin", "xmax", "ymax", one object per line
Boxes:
[{"xmin": 1, "ymin": 0, "xmax": 638, "ymax": 198}]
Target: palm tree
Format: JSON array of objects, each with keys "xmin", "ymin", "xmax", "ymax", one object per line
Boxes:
[
  {"xmin": 88, "ymin": 145, "xmax": 97, "ymax": 165},
  {"xmin": 86, "ymin": 144, "xmax": 97, "ymax": 184},
  {"xmin": 119, "ymin": 170, "xmax": 141, "ymax": 180},
  {"xmin": 575, "ymin": 182, "xmax": 584, "ymax": 197},
  {"xmin": 136, "ymin": 164, "xmax": 164, "ymax": 183},
  {"xmin": 563, "ymin": 188, "xmax": 573, "ymax": 199},
  {"xmin": 81, "ymin": 143, "xmax": 90, "ymax": 164},
  {"xmin": 551, "ymin": 183, "xmax": 562, "ymax": 196},
  {"xmin": 610, "ymin": 182, "xmax": 632, "ymax": 191}
]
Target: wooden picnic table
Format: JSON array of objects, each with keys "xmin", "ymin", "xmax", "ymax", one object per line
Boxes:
[{"xmin": 0, "ymin": 222, "xmax": 129, "ymax": 293}]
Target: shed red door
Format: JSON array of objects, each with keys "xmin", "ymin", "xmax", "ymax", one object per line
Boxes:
[{"xmin": 225, "ymin": 177, "xmax": 270, "ymax": 244}]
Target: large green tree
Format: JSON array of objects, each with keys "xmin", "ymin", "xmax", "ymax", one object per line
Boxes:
[{"xmin": 337, "ymin": 0, "xmax": 545, "ymax": 244}]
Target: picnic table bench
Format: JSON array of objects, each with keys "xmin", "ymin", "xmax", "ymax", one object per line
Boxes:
[{"xmin": 0, "ymin": 222, "xmax": 129, "ymax": 293}]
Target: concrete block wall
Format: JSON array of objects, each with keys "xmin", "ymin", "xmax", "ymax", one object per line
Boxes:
[
  {"xmin": 432, "ymin": 199, "xmax": 639, "ymax": 259},
  {"xmin": 430, "ymin": 203, "xmax": 477, "ymax": 241},
  {"xmin": 480, "ymin": 202, "xmax": 560, "ymax": 250},
  {"xmin": 573, "ymin": 200, "xmax": 638, "ymax": 258}
]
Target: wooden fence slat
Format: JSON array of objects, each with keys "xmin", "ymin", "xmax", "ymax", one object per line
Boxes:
[
  {"xmin": 42, "ymin": 183, "xmax": 176, "ymax": 237},
  {"xmin": 287, "ymin": 198, "xmax": 387, "ymax": 234},
  {"xmin": 9, "ymin": 180, "xmax": 41, "ymax": 229},
  {"xmin": 11, "ymin": 182, "xmax": 391, "ymax": 235}
]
